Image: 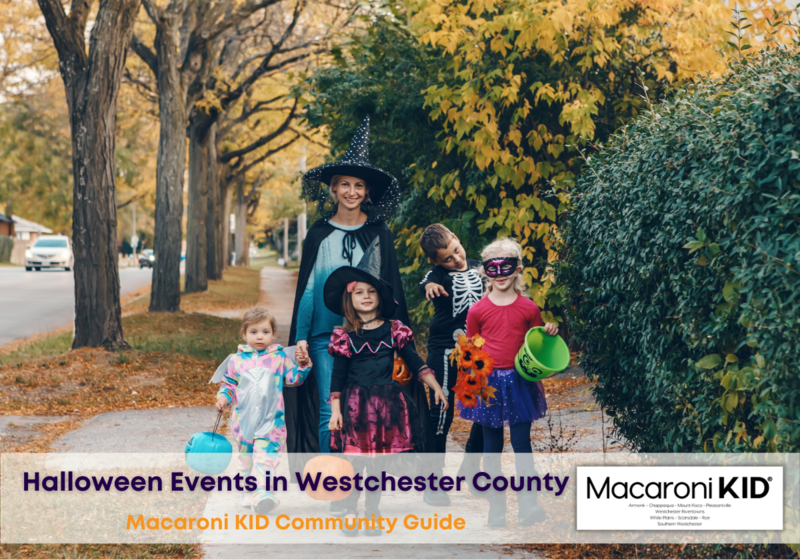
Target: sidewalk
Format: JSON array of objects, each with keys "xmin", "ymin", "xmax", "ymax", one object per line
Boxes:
[{"xmin": 43, "ymin": 264, "xmax": 618, "ymax": 558}]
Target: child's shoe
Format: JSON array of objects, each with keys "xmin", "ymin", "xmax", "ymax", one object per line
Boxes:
[
  {"xmin": 423, "ymin": 487, "xmax": 451, "ymax": 506},
  {"xmin": 238, "ymin": 492, "xmax": 255, "ymax": 509},
  {"xmin": 457, "ymin": 454, "xmax": 482, "ymax": 497},
  {"xmin": 486, "ymin": 489, "xmax": 507, "ymax": 527},
  {"xmin": 364, "ymin": 510, "xmax": 382, "ymax": 537},
  {"xmin": 330, "ymin": 499, "xmax": 346, "ymax": 517},
  {"xmin": 252, "ymin": 492, "xmax": 279, "ymax": 515},
  {"xmin": 341, "ymin": 511, "xmax": 359, "ymax": 537},
  {"xmin": 518, "ymin": 489, "xmax": 546, "ymax": 526}
]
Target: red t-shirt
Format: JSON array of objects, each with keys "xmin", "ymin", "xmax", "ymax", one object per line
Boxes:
[{"xmin": 466, "ymin": 294, "xmax": 544, "ymax": 369}]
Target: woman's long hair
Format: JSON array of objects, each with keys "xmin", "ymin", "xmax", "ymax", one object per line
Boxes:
[{"xmin": 340, "ymin": 285, "xmax": 384, "ymax": 335}]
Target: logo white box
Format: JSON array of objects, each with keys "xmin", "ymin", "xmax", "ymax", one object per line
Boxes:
[{"xmin": 576, "ymin": 466, "xmax": 783, "ymax": 531}]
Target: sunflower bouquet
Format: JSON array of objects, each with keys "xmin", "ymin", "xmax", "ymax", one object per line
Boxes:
[{"xmin": 450, "ymin": 334, "xmax": 497, "ymax": 408}]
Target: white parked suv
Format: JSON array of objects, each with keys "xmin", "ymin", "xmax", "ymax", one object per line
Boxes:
[{"xmin": 25, "ymin": 235, "xmax": 74, "ymax": 271}]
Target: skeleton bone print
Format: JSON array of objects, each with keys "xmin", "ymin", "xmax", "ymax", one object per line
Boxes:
[{"xmin": 451, "ymin": 269, "xmax": 483, "ymax": 317}]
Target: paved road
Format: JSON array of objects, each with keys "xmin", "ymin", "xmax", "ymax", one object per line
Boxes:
[{"xmin": 0, "ymin": 266, "xmax": 152, "ymax": 346}]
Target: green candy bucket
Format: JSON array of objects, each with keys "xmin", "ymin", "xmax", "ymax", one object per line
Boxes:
[{"xmin": 514, "ymin": 327, "xmax": 570, "ymax": 382}]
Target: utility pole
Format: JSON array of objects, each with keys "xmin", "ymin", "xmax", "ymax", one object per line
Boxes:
[{"xmin": 131, "ymin": 202, "xmax": 139, "ymax": 266}]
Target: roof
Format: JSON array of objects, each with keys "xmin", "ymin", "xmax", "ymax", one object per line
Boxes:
[
  {"xmin": 0, "ymin": 213, "xmax": 13, "ymax": 224},
  {"xmin": 12, "ymin": 215, "xmax": 52, "ymax": 234}
]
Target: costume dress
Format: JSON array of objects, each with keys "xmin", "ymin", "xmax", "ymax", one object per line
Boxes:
[
  {"xmin": 418, "ymin": 260, "xmax": 485, "ymax": 466},
  {"xmin": 328, "ymin": 320, "xmax": 431, "ymax": 455},
  {"xmin": 457, "ymin": 295, "xmax": 548, "ymax": 427},
  {"xmin": 328, "ymin": 320, "xmax": 432, "ymax": 514},
  {"xmin": 217, "ymin": 343, "xmax": 310, "ymax": 505}
]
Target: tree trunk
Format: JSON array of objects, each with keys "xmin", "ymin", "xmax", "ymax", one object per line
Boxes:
[
  {"xmin": 206, "ymin": 123, "xmax": 222, "ymax": 281},
  {"xmin": 36, "ymin": 0, "xmax": 141, "ymax": 349},
  {"xmin": 217, "ymin": 162, "xmax": 233, "ymax": 274},
  {"xmin": 234, "ymin": 180, "xmax": 249, "ymax": 267},
  {"xmin": 149, "ymin": 16, "xmax": 186, "ymax": 312},
  {"xmin": 185, "ymin": 120, "xmax": 208, "ymax": 293}
]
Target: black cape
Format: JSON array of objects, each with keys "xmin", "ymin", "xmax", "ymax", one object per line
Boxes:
[{"xmin": 285, "ymin": 219, "xmax": 430, "ymax": 470}]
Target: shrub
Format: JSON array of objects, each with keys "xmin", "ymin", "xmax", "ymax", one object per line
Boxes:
[
  {"xmin": 560, "ymin": 46, "xmax": 800, "ymax": 452},
  {"xmin": 0, "ymin": 235, "xmax": 12, "ymax": 262}
]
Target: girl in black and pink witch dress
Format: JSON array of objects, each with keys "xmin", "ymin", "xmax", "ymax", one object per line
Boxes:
[{"xmin": 323, "ymin": 239, "xmax": 448, "ymax": 537}]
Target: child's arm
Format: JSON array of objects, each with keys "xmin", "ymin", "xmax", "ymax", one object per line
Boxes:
[
  {"xmin": 466, "ymin": 305, "xmax": 480, "ymax": 337},
  {"xmin": 216, "ymin": 355, "xmax": 240, "ymax": 409},
  {"xmin": 329, "ymin": 398, "xmax": 343, "ymax": 431},
  {"xmin": 419, "ymin": 268, "xmax": 449, "ymax": 300},
  {"xmin": 528, "ymin": 301, "xmax": 558, "ymax": 336},
  {"xmin": 394, "ymin": 322, "xmax": 449, "ymax": 410},
  {"xmin": 281, "ymin": 350, "xmax": 312, "ymax": 387},
  {"xmin": 419, "ymin": 372, "xmax": 448, "ymax": 411}
]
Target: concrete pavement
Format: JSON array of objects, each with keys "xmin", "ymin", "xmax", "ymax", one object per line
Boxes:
[{"xmin": 0, "ymin": 266, "xmax": 152, "ymax": 346}]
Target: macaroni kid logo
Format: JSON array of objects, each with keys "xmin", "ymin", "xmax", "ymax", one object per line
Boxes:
[
  {"xmin": 576, "ymin": 466, "xmax": 784, "ymax": 531},
  {"xmin": 586, "ymin": 475, "xmax": 772, "ymax": 500}
]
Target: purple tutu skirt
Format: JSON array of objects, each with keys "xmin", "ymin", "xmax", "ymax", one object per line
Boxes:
[{"xmin": 457, "ymin": 368, "xmax": 547, "ymax": 428}]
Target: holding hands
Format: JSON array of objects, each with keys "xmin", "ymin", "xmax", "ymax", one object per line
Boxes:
[
  {"xmin": 295, "ymin": 341, "xmax": 312, "ymax": 368},
  {"xmin": 544, "ymin": 322, "xmax": 559, "ymax": 336}
]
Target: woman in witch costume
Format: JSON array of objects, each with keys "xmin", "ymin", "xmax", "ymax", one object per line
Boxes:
[{"xmin": 286, "ymin": 116, "xmax": 423, "ymax": 460}]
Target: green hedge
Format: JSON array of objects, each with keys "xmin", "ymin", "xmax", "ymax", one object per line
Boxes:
[
  {"xmin": 559, "ymin": 47, "xmax": 800, "ymax": 452},
  {"xmin": 0, "ymin": 235, "xmax": 12, "ymax": 262}
]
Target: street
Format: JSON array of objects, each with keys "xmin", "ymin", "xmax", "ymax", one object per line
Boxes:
[{"xmin": 0, "ymin": 267, "xmax": 152, "ymax": 346}]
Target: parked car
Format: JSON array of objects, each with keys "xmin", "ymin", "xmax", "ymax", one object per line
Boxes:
[
  {"xmin": 25, "ymin": 235, "xmax": 73, "ymax": 271},
  {"xmin": 139, "ymin": 249, "xmax": 155, "ymax": 268}
]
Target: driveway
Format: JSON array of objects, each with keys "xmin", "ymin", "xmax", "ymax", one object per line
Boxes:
[{"xmin": 0, "ymin": 266, "xmax": 152, "ymax": 346}]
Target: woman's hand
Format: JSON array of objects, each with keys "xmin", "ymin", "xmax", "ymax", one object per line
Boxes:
[
  {"xmin": 296, "ymin": 340, "xmax": 309, "ymax": 364},
  {"xmin": 544, "ymin": 322, "xmax": 559, "ymax": 336},
  {"xmin": 329, "ymin": 409, "xmax": 343, "ymax": 431},
  {"xmin": 215, "ymin": 395, "xmax": 230, "ymax": 412}
]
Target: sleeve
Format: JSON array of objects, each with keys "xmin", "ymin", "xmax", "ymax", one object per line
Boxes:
[
  {"xmin": 294, "ymin": 261, "xmax": 316, "ymax": 343},
  {"xmin": 391, "ymin": 320, "xmax": 414, "ymax": 350},
  {"xmin": 328, "ymin": 328, "xmax": 352, "ymax": 358},
  {"xmin": 466, "ymin": 304, "xmax": 481, "ymax": 337},
  {"xmin": 397, "ymin": 340, "xmax": 434, "ymax": 381},
  {"xmin": 217, "ymin": 355, "xmax": 240, "ymax": 404},
  {"xmin": 392, "ymin": 321, "xmax": 434, "ymax": 380},
  {"xmin": 329, "ymin": 355, "xmax": 351, "ymax": 399},
  {"xmin": 281, "ymin": 351, "xmax": 311, "ymax": 387},
  {"xmin": 418, "ymin": 267, "xmax": 444, "ymax": 295},
  {"xmin": 528, "ymin": 300, "xmax": 544, "ymax": 329}
]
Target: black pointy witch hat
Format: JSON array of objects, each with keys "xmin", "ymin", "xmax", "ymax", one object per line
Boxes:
[
  {"xmin": 323, "ymin": 237, "xmax": 398, "ymax": 319},
  {"xmin": 302, "ymin": 115, "xmax": 400, "ymax": 223}
]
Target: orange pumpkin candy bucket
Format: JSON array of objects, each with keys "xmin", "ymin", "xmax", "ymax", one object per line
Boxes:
[
  {"xmin": 302, "ymin": 455, "xmax": 355, "ymax": 501},
  {"xmin": 392, "ymin": 356, "xmax": 412, "ymax": 386}
]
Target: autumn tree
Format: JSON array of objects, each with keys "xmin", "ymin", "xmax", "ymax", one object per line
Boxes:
[
  {"xmin": 36, "ymin": 0, "xmax": 142, "ymax": 349},
  {"xmin": 409, "ymin": 0, "xmax": 793, "ymax": 320},
  {"xmin": 301, "ymin": 0, "xmax": 793, "ymax": 328}
]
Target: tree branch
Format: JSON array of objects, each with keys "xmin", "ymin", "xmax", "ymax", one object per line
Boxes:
[
  {"xmin": 218, "ymin": 95, "xmax": 286, "ymax": 136},
  {"xmin": 204, "ymin": 0, "xmax": 283, "ymax": 43},
  {"xmin": 130, "ymin": 34, "xmax": 158, "ymax": 74},
  {"xmin": 36, "ymin": 0, "xmax": 87, "ymax": 71},
  {"xmin": 141, "ymin": 0, "xmax": 162, "ymax": 24},
  {"xmin": 238, "ymin": 133, "xmax": 300, "ymax": 175},
  {"xmin": 69, "ymin": 0, "xmax": 92, "ymax": 36},
  {"xmin": 221, "ymin": 97, "xmax": 298, "ymax": 163}
]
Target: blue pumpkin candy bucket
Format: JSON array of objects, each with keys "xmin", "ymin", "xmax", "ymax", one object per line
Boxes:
[{"xmin": 185, "ymin": 410, "xmax": 232, "ymax": 476}]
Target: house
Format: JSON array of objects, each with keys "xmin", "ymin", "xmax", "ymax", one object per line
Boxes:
[
  {"xmin": 12, "ymin": 215, "xmax": 53, "ymax": 243},
  {"xmin": 0, "ymin": 213, "xmax": 13, "ymax": 237}
]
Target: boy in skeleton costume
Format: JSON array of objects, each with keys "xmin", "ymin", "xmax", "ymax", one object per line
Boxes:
[{"xmin": 417, "ymin": 224, "xmax": 485, "ymax": 505}]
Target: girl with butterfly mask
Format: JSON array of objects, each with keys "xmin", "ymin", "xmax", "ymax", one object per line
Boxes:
[{"xmin": 459, "ymin": 237, "xmax": 559, "ymax": 528}]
